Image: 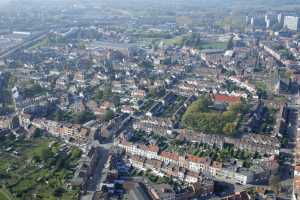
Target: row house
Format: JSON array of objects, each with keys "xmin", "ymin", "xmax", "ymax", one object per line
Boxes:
[
  {"xmin": 19, "ymin": 113, "xmax": 32, "ymax": 128},
  {"xmin": 121, "ymin": 105, "xmax": 135, "ymax": 115},
  {"xmin": 100, "ymin": 114, "xmax": 131, "ymax": 139},
  {"xmin": 55, "ymin": 75, "xmax": 70, "ymax": 90},
  {"xmin": 16, "ymin": 95, "xmax": 54, "ymax": 109},
  {"xmin": 133, "ymin": 117, "xmax": 173, "ymax": 136},
  {"xmin": 131, "ymin": 89, "xmax": 147, "ymax": 100},
  {"xmin": 87, "ymin": 100, "xmax": 116, "ymax": 116},
  {"xmin": 112, "ymin": 81, "xmax": 124, "ymax": 94},
  {"xmin": 146, "ymin": 102, "xmax": 164, "ymax": 117},
  {"xmin": 0, "ymin": 115, "xmax": 18, "ymax": 129},
  {"xmin": 160, "ymin": 92, "xmax": 176, "ymax": 106},
  {"xmin": 212, "ymin": 94, "xmax": 241, "ymax": 105},
  {"xmin": 177, "ymin": 130, "xmax": 225, "ymax": 149},
  {"xmin": 117, "ymin": 139, "xmax": 160, "ymax": 160},
  {"xmin": 116, "ymin": 138, "xmax": 271, "ymax": 185},
  {"xmin": 175, "ymin": 83, "xmax": 200, "ymax": 97},
  {"xmin": 178, "ymin": 129, "xmax": 279, "ymax": 155},
  {"xmin": 73, "ymin": 70, "xmax": 86, "ymax": 84},
  {"xmin": 99, "ymin": 101, "xmax": 116, "ymax": 113},
  {"xmin": 232, "ymin": 134, "xmax": 280, "ymax": 155},
  {"xmin": 30, "ymin": 118, "xmax": 90, "ymax": 144},
  {"xmin": 186, "ymin": 155, "xmax": 212, "ymax": 175}
]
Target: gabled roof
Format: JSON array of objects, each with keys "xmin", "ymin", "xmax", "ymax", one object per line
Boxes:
[
  {"xmin": 214, "ymin": 95, "xmax": 241, "ymax": 104},
  {"xmin": 160, "ymin": 151, "xmax": 179, "ymax": 161}
]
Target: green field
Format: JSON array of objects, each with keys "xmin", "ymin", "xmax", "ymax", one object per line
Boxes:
[
  {"xmin": 162, "ymin": 33, "xmax": 228, "ymax": 50},
  {"xmin": 0, "ymin": 134, "xmax": 81, "ymax": 200},
  {"xmin": 28, "ymin": 37, "xmax": 50, "ymax": 50},
  {"xmin": 0, "ymin": 189, "xmax": 13, "ymax": 200},
  {"xmin": 163, "ymin": 35, "xmax": 185, "ymax": 46},
  {"xmin": 200, "ymin": 41, "xmax": 228, "ymax": 50}
]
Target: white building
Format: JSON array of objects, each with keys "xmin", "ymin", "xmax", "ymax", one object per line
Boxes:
[{"xmin": 284, "ymin": 16, "xmax": 300, "ymax": 31}]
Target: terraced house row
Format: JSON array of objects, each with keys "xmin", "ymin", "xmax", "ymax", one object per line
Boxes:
[{"xmin": 115, "ymin": 138, "xmax": 278, "ymax": 185}]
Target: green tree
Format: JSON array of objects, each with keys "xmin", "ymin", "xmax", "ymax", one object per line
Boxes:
[
  {"xmin": 53, "ymin": 187, "xmax": 65, "ymax": 197},
  {"xmin": 41, "ymin": 148, "xmax": 54, "ymax": 163},
  {"xmin": 93, "ymin": 90, "xmax": 104, "ymax": 101},
  {"xmin": 103, "ymin": 110, "xmax": 114, "ymax": 122},
  {"xmin": 223, "ymin": 123, "xmax": 236, "ymax": 136},
  {"xmin": 227, "ymin": 36, "xmax": 234, "ymax": 50}
]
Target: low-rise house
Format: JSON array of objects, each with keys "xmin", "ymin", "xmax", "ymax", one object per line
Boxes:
[
  {"xmin": 116, "ymin": 138, "xmax": 277, "ymax": 185},
  {"xmin": 0, "ymin": 115, "xmax": 18, "ymax": 129},
  {"xmin": 70, "ymin": 99, "xmax": 86, "ymax": 113},
  {"xmin": 213, "ymin": 94, "xmax": 241, "ymax": 105},
  {"xmin": 99, "ymin": 101, "xmax": 116, "ymax": 113},
  {"xmin": 74, "ymin": 70, "xmax": 86, "ymax": 84},
  {"xmin": 146, "ymin": 102, "xmax": 164, "ymax": 117},
  {"xmin": 131, "ymin": 89, "xmax": 147, "ymax": 99},
  {"xmin": 130, "ymin": 155, "xmax": 146, "ymax": 170},
  {"xmin": 133, "ymin": 117, "xmax": 173, "ymax": 136},
  {"xmin": 177, "ymin": 129, "xmax": 279, "ymax": 155},
  {"xmin": 100, "ymin": 114, "xmax": 131, "ymax": 139},
  {"xmin": 121, "ymin": 105, "xmax": 135, "ymax": 114},
  {"xmin": 148, "ymin": 183, "xmax": 176, "ymax": 200},
  {"xmin": 29, "ymin": 117, "xmax": 91, "ymax": 145},
  {"xmin": 112, "ymin": 81, "xmax": 124, "ymax": 94},
  {"xmin": 160, "ymin": 92, "xmax": 176, "ymax": 106},
  {"xmin": 185, "ymin": 171, "xmax": 200, "ymax": 183}
]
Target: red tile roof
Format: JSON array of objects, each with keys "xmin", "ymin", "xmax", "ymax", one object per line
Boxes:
[
  {"xmin": 187, "ymin": 154, "xmax": 211, "ymax": 165},
  {"xmin": 214, "ymin": 95, "xmax": 241, "ymax": 104},
  {"xmin": 295, "ymin": 165, "xmax": 300, "ymax": 172},
  {"xmin": 147, "ymin": 144, "xmax": 160, "ymax": 153},
  {"xmin": 160, "ymin": 151, "xmax": 179, "ymax": 161}
]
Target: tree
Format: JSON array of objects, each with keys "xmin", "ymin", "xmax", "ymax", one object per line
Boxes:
[
  {"xmin": 103, "ymin": 110, "xmax": 114, "ymax": 122},
  {"xmin": 72, "ymin": 111, "xmax": 95, "ymax": 124},
  {"xmin": 41, "ymin": 148, "xmax": 54, "ymax": 163},
  {"xmin": 223, "ymin": 123, "xmax": 236, "ymax": 136},
  {"xmin": 227, "ymin": 36, "xmax": 234, "ymax": 50},
  {"xmin": 53, "ymin": 187, "xmax": 65, "ymax": 197},
  {"xmin": 93, "ymin": 90, "xmax": 104, "ymax": 101}
]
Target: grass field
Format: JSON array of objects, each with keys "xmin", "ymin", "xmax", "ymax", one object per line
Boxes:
[
  {"xmin": 163, "ymin": 35, "xmax": 185, "ymax": 46},
  {"xmin": 0, "ymin": 192, "xmax": 10, "ymax": 200},
  {"xmin": 163, "ymin": 34, "xmax": 228, "ymax": 50},
  {"xmin": 200, "ymin": 41, "xmax": 228, "ymax": 50},
  {"xmin": 0, "ymin": 187, "xmax": 14, "ymax": 200}
]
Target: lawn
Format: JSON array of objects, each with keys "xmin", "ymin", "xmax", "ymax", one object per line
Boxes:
[
  {"xmin": 0, "ymin": 192, "xmax": 10, "ymax": 200},
  {"xmin": 200, "ymin": 41, "xmax": 228, "ymax": 50},
  {"xmin": 163, "ymin": 35, "xmax": 185, "ymax": 46},
  {"xmin": 0, "ymin": 188, "xmax": 14, "ymax": 200},
  {"xmin": 28, "ymin": 37, "xmax": 50, "ymax": 50}
]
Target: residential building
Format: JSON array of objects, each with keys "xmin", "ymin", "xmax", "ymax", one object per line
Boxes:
[{"xmin": 284, "ymin": 16, "xmax": 300, "ymax": 31}]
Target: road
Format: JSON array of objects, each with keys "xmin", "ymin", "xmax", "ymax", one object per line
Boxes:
[
  {"xmin": 0, "ymin": 31, "xmax": 49, "ymax": 59},
  {"xmin": 80, "ymin": 142, "xmax": 113, "ymax": 200}
]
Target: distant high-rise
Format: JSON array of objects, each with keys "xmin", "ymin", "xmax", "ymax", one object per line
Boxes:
[
  {"xmin": 278, "ymin": 13, "xmax": 283, "ymax": 24},
  {"xmin": 250, "ymin": 17, "xmax": 254, "ymax": 26},
  {"xmin": 266, "ymin": 19, "xmax": 270, "ymax": 29},
  {"xmin": 284, "ymin": 16, "xmax": 300, "ymax": 31},
  {"xmin": 265, "ymin": 14, "xmax": 270, "ymax": 28}
]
